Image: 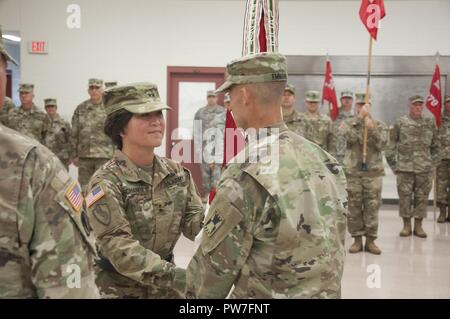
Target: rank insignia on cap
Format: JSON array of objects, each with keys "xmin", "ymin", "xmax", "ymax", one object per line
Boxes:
[
  {"xmin": 86, "ymin": 184, "xmax": 105, "ymax": 208},
  {"xmin": 65, "ymin": 182, "xmax": 83, "ymax": 213},
  {"xmin": 204, "ymin": 211, "xmax": 224, "ymax": 237}
]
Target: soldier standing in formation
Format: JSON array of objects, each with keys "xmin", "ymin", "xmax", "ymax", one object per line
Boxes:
[
  {"xmin": 193, "ymin": 90, "xmax": 226, "ymax": 200},
  {"xmin": 0, "ymin": 96, "xmax": 15, "ymax": 125},
  {"xmin": 334, "ymin": 90, "xmax": 355, "ymax": 164},
  {"xmin": 186, "ymin": 52, "xmax": 348, "ymax": 299},
  {"xmin": 7, "ymin": 83, "xmax": 47, "ymax": 143},
  {"xmin": 70, "ymin": 78, "xmax": 114, "ymax": 189},
  {"xmin": 0, "ymin": 25, "xmax": 99, "ymax": 299},
  {"xmin": 42, "ymin": 98, "xmax": 72, "ymax": 168},
  {"xmin": 85, "ymin": 83, "xmax": 204, "ymax": 298},
  {"xmin": 282, "ymin": 83, "xmax": 304, "ymax": 135},
  {"xmin": 386, "ymin": 95, "xmax": 440, "ymax": 238},
  {"xmin": 300, "ymin": 90, "xmax": 336, "ymax": 155},
  {"xmin": 436, "ymin": 94, "xmax": 450, "ymax": 223},
  {"xmin": 339, "ymin": 94, "xmax": 388, "ymax": 254}
]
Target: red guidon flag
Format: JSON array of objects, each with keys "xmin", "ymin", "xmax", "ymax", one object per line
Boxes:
[
  {"xmin": 359, "ymin": 0, "xmax": 386, "ymax": 40},
  {"xmin": 426, "ymin": 64, "xmax": 442, "ymax": 127},
  {"xmin": 322, "ymin": 59, "xmax": 339, "ymax": 121}
]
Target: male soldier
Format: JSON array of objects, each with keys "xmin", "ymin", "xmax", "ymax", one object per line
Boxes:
[
  {"xmin": 300, "ymin": 90, "xmax": 336, "ymax": 154},
  {"xmin": 224, "ymin": 92, "xmax": 231, "ymax": 111},
  {"xmin": 281, "ymin": 83, "xmax": 304, "ymax": 135},
  {"xmin": 186, "ymin": 52, "xmax": 348, "ymax": 299},
  {"xmin": 0, "ymin": 25, "xmax": 99, "ymax": 299},
  {"xmin": 386, "ymin": 95, "xmax": 440, "ymax": 238},
  {"xmin": 71, "ymin": 78, "xmax": 113, "ymax": 189},
  {"xmin": 43, "ymin": 98, "xmax": 72, "ymax": 168},
  {"xmin": 7, "ymin": 83, "xmax": 47, "ymax": 143},
  {"xmin": 104, "ymin": 81, "xmax": 118, "ymax": 89},
  {"xmin": 334, "ymin": 91, "xmax": 355, "ymax": 163},
  {"xmin": 339, "ymin": 93, "xmax": 388, "ymax": 254},
  {"xmin": 436, "ymin": 94, "xmax": 450, "ymax": 223},
  {"xmin": 0, "ymin": 96, "xmax": 15, "ymax": 126},
  {"xmin": 193, "ymin": 90, "xmax": 226, "ymax": 200}
]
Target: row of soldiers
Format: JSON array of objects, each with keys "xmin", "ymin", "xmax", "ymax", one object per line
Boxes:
[
  {"xmin": 280, "ymin": 84, "xmax": 450, "ymax": 254},
  {"xmin": 0, "ymin": 80, "xmax": 118, "ymax": 187}
]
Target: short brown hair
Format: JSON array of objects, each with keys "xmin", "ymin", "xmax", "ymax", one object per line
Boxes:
[{"xmin": 104, "ymin": 109, "xmax": 133, "ymax": 150}]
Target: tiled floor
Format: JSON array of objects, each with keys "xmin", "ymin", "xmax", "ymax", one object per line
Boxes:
[{"xmin": 173, "ymin": 205, "xmax": 450, "ymax": 299}]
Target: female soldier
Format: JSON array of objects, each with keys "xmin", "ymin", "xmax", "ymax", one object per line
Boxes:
[{"xmin": 85, "ymin": 83, "xmax": 204, "ymax": 298}]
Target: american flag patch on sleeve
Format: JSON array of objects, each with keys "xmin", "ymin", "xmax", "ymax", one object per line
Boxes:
[
  {"xmin": 65, "ymin": 182, "xmax": 83, "ymax": 213},
  {"xmin": 86, "ymin": 184, "xmax": 105, "ymax": 208}
]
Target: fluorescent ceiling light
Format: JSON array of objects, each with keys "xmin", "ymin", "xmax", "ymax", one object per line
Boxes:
[{"xmin": 2, "ymin": 34, "xmax": 21, "ymax": 42}]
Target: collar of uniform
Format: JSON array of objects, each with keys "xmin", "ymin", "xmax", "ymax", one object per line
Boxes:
[
  {"xmin": 113, "ymin": 150, "xmax": 153, "ymax": 184},
  {"xmin": 264, "ymin": 121, "xmax": 288, "ymax": 133},
  {"xmin": 152, "ymin": 156, "xmax": 172, "ymax": 188},
  {"xmin": 283, "ymin": 109, "xmax": 302, "ymax": 123},
  {"xmin": 19, "ymin": 104, "xmax": 37, "ymax": 114},
  {"xmin": 407, "ymin": 114, "xmax": 423, "ymax": 122}
]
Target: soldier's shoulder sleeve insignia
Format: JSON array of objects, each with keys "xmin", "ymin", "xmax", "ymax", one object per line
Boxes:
[
  {"xmin": 64, "ymin": 181, "xmax": 83, "ymax": 213},
  {"xmin": 86, "ymin": 184, "xmax": 106, "ymax": 208},
  {"xmin": 92, "ymin": 203, "xmax": 111, "ymax": 226},
  {"xmin": 204, "ymin": 211, "xmax": 224, "ymax": 237}
]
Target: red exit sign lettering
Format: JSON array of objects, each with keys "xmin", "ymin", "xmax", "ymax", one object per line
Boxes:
[{"xmin": 28, "ymin": 41, "xmax": 48, "ymax": 54}]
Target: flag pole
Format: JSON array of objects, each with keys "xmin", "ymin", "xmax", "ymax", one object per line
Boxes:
[{"xmin": 362, "ymin": 35, "xmax": 374, "ymax": 171}]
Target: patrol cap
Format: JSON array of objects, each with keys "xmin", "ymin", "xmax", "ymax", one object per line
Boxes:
[
  {"xmin": 224, "ymin": 93, "xmax": 231, "ymax": 103},
  {"xmin": 104, "ymin": 81, "xmax": 118, "ymax": 89},
  {"xmin": 305, "ymin": 90, "xmax": 321, "ymax": 102},
  {"xmin": 284, "ymin": 83, "xmax": 296, "ymax": 94},
  {"xmin": 216, "ymin": 52, "xmax": 287, "ymax": 93},
  {"xmin": 0, "ymin": 26, "xmax": 18, "ymax": 66},
  {"xmin": 207, "ymin": 90, "xmax": 217, "ymax": 97},
  {"xmin": 104, "ymin": 82, "xmax": 171, "ymax": 116},
  {"xmin": 409, "ymin": 95, "xmax": 425, "ymax": 104},
  {"xmin": 355, "ymin": 93, "xmax": 370, "ymax": 104},
  {"xmin": 341, "ymin": 90, "xmax": 354, "ymax": 99},
  {"xmin": 44, "ymin": 98, "xmax": 57, "ymax": 107},
  {"xmin": 88, "ymin": 78, "xmax": 103, "ymax": 88},
  {"xmin": 19, "ymin": 83, "xmax": 34, "ymax": 93},
  {"xmin": 444, "ymin": 94, "xmax": 450, "ymax": 103}
]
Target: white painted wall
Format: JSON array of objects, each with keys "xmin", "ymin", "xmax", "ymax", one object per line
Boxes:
[{"xmin": 1, "ymin": 0, "xmax": 450, "ymax": 156}]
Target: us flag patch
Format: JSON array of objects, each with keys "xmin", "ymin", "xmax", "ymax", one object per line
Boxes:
[
  {"xmin": 65, "ymin": 182, "xmax": 83, "ymax": 213},
  {"xmin": 86, "ymin": 185, "xmax": 105, "ymax": 208}
]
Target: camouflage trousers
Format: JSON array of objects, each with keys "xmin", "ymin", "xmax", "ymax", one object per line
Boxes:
[
  {"xmin": 436, "ymin": 159, "xmax": 450, "ymax": 207},
  {"xmin": 397, "ymin": 171, "xmax": 432, "ymax": 219},
  {"xmin": 79, "ymin": 157, "xmax": 109, "ymax": 190},
  {"xmin": 200, "ymin": 163, "xmax": 221, "ymax": 194},
  {"xmin": 346, "ymin": 175, "xmax": 382, "ymax": 238}
]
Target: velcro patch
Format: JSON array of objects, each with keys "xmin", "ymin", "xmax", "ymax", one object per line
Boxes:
[
  {"xmin": 204, "ymin": 211, "xmax": 224, "ymax": 237},
  {"xmin": 86, "ymin": 184, "xmax": 106, "ymax": 208}
]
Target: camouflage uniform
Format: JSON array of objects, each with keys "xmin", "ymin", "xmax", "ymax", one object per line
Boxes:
[
  {"xmin": 186, "ymin": 52, "xmax": 348, "ymax": 299},
  {"xmin": 0, "ymin": 125, "xmax": 99, "ymax": 298},
  {"xmin": 86, "ymin": 83, "xmax": 204, "ymax": 299},
  {"xmin": 193, "ymin": 95, "xmax": 226, "ymax": 194},
  {"xmin": 340, "ymin": 115, "xmax": 388, "ymax": 238},
  {"xmin": 43, "ymin": 114, "xmax": 72, "ymax": 168},
  {"xmin": 334, "ymin": 109, "xmax": 354, "ymax": 164},
  {"xmin": 386, "ymin": 112, "xmax": 440, "ymax": 219},
  {"xmin": 0, "ymin": 96, "xmax": 15, "ymax": 126},
  {"xmin": 283, "ymin": 109, "xmax": 304, "ymax": 136},
  {"xmin": 300, "ymin": 112, "xmax": 336, "ymax": 155},
  {"xmin": 8, "ymin": 104, "xmax": 47, "ymax": 143},
  {"xmin": 71, "ymin": 87, "xmax": 113, "ymax": 188},
  {"xmin": 436, "ymin": 111, "xmax": 450, "ymax": 221}
]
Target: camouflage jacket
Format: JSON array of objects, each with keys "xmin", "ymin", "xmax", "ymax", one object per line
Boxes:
[
  {"xmin": 193, "ymin": 105, "xmax": 226, "ymax": 164},
  {"xmin": 386, "ymin": 115, "xmax": 440, "ymax": 173},
  {"xmin": 43, "ymin": 115, "xmax": 71, "ymax": 163},
  {"xmin": 438, "ymin": 115, "xmax": 450, "ymax": 160},
  {"xmin": 7, "ymin": 104, "xmax": 47, "ymax": 143},
  {"xmin": 340, "ymin": 116, "xmax": 388, "ymax": 177},
  {"xmin": 86, "ymin": 150, "xmax": 204, "ymax": 298},
  {"xmin": 299, "ymin": 112, "xmax": 336, "ymax": 155},
  {"xmin": 186, "ymin": 122, "xmax": 348, "ymax": 299},
  {"xmin": 0, "ymin": 124, "xmax": 99, "ymax": 298},
  {"xmin": 283, "ymin": 109, "xmax": 304, "ymax": 136},
  {"xmin": 70, "ymin": 100, "xmax": 113, "ymax": 159},
  {"xmin": 0, "ymin": 96, "xmax": 15, "ymax": 126},
  {"xmin": 333, "ymin": 109, "xmax": 354, "ymax": 163}
]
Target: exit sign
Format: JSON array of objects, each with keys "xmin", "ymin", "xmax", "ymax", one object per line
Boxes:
[{"xmin": 28, "ymin": 41, "xmax": 48, "ymax": 54}]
